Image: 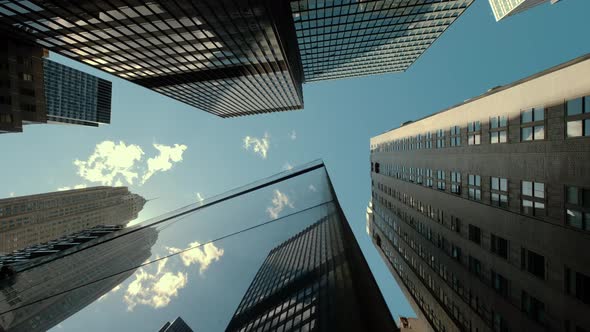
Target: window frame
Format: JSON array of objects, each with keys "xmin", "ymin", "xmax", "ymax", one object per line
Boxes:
[
  {"xmin": 564, "ymin": 185, "xmax": 590, "ymax": 231},
  {"xmin": 565, "ymin": 96, "xmax": 590, "ymax": 138},
  {"xmin": 520, "ymin": 107, "xmax": 545, "ymax": 142},
  {"xmin": 467, "ymin": 120, "xmax": 481, "ymax": 145},
  {"xmin": 521, "ymin": 180, "xmax": 546, "ymax": 216}
]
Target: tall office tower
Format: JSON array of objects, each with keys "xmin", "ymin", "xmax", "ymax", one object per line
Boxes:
[
  {"xmin": 225, "ymin": 212, "xmax": 398, "ymax": 332},
  {"xmin": 0, "ymin": 37, "xmax": 47, "ymax": 134},
  {"xmin": 488, "ymin": 0, "xmax": 560, "ymax": 21},
  {"xmin": 0, "ymin": 1, "xmax": 473, "ymax": 117},
  {"xmin": 0, "ymin": 1, "xmax": 304, "ymax": 117},
  {"xmin": 0, "ymin": 32, "xmax": 112, "ymax": 133},
  {"xmin": 159, "ymin": 317, "xmax": 194, "ymax": 332},
  {"xmin": 290, "ymin": 0, "xmax": 474, "ymax": 82},
  {"xmin": 0, "ymin": 225, "xmax": 158, "ymax": 332},
  {"xmin": 43, "ymin": 58, "xmax": 112, "ymax": 127},
  {"xmin": 0, "ymin": 186, "xmax": 146, "ymax": 254},
  {"xmin": 368, "ymin": 54, "xmax": 590, "ymax": 332}
]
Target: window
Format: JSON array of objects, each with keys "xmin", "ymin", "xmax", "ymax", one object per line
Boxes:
[
  {"xmin": 450, "ymin": 126, "xmax": 461, "ymax": 146},
  {"xmin": 450, "ymin": 216, "xmax": 461, "ymax": 233},
  {"xmin": 425, "ymin": 169, "xmax": 433, "ymax": 187},
  {"xmin": 374, "ymin": 163, "xmax": 380, "ymax": 174},
  {"xmin": 451, "ymin": 244, "xmax": 461, "ymax": 261},
  {"xmin": 469, "ymin": 256, "xmax": 482, "ymax": 277},
  {"xmin": 468, "ymin": 224, "xmax": 481, "ymax": 244},
  {"xmin": 521, "ymin": 108, "xmax": 545, "ymax": 141},
  {"xmin": 468, "ymin": 121, "xmax": 481, "ymax": 145},
  {"xmin": 566, "ymin": 96, "xmax": 590, "ymax": 138},
  {"xmin": 565, "ymin": 186, "xmax": 590, "ymax": 230},
  {"xmin": 521, "ymin": 291, "xmax": 545, "ymax": 324},
  {"xmin": 521, "ymin": 248, "xmax": 545, "ymax": 279},
  {"xmin": 493, "ymin": 312, "xmax": 509, "ymax": 332},
  {"xmin": 468, "ymin": 174, "xmax": 481, "ymax": 201},
  {"xmin": 490, "ymin": 115, "xmax": 508, "ymax": 144},
  {"xmin": 491, "ymin": 271, "xmax": 509, "ymax": 298},
  {"xmin": 491, "ymin": 234, "xmax": 509, "ymax": 260},
  {"xmin": 521, "ymin": 181, "xmax": 545, "ymax": 216},
  {"xmin": 565, "ymin": 268, "xmax": 590, "ymax": 305},
  {"xmin": 426, "ymin": 132, "xmax": 433, "ymax": 149},
  {"xmin": 451, "ymin": 172, "xmax": 461, "ymax": 194},
  {"xmin": 436, "ymin": 129, "xmax": 445, "ymax": 148},
  {"xmin": 437, "ymin": 170, "xmax": 446, "ymax": 191},
  {"xmin": 491, "ymin": 177, "xmax": 509, "ymax": 208}
]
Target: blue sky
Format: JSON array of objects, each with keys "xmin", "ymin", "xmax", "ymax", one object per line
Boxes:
[{"xmin": 2, "ymin": 0, "xmax": 590, "ymax": 330}]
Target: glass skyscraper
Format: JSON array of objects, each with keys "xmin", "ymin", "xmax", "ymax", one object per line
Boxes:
[
  {"xmin": 488, "ymin": 0, "xmax": 560, "ymax": 21},
  {"xmin": 290, "ymin": 0, "xmax": 474, "ymax": 82},
  {"xmin": 43, "ymin": 59, "xmax": 112, "ymax": 127}
]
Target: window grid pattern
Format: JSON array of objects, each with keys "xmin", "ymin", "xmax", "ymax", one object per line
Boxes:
[
  {"xmin": 451, "ymin": 171, "xmax": 461, "ymax": 194},
  {"xmin": 467, "ymin": 121, "xmax": 481, "ymax": 145},
  {"xmin": 489, "ymin": 115, "xmax": 508, "ymax": 144},
  {"xmin": 436, "ymin": 128, "xmax": 445, "ymax": 148},
  {"xmin": 521, "ymin": 181, "xmax": 545, "ymax": 216},
  {"xmin": 290, "ymin": 0, "xmax": 474, "ymax": 82},
  {"xmin": 521, "ymin": 108, "xmax": 545, "ymax": 141},
  {"xmin": 0, "ymin": 0, "xmax": 304, "ymax": 117},
  {"xmin": 450, "ymin": 125, "xmax": 461, "ymax": 146},
  {"xmin": 490, "ymin": 177, "xmax": 508, "ymax": 208},
  {"xmin": 468, "ymin": 174, "xmax": 481, "ymax": 201},
  {"xmin": 566, "ymin": 96, "xmax": 590, "ymax": 138},
  {"xmin": 437, "ymin": 170, "xmax": 446, "ymax": 191},
  {"xmin": 565, "ymin": 186, "xmax": 590, "ymax": 231}
]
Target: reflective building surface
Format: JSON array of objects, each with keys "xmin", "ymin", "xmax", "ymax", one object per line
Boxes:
[
  {"xmin": 226, "ymin": 211, "xmax": 396, "ymax": 332},
  {"xmin": 158, "ymin": 316, "xmax": 194, "ymax": 332},
  {"xmin": 0, "ymin": 186, "xmax": 145, "ymax": 254},
  {"xmin": 291, "ymin": 0, "xmax": 474, "ymax": 82},
  {"xmin": 369, "ymin": 54, "xmax": 590, "ymax": 331}
]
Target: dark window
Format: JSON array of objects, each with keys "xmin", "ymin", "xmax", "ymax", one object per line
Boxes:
[
  {"xmin": 469, "ymin": 224, "xmax": 481, "ymax": 245},
  {"xmin": 375, "ymin": 162, "xmax": 380, "ymax": 174},
  {"xmin": 491, "ymin": 270, "xmax": 509, "ymax": 298},
  {"xmin": 491, "ymin": 234, "xmax": 509, "ymax": 260},
  {"xmin": 565, "ymin": 186, "xmax": 590, "ymax": 231},
  {"xmin": 566, "ymin": 268, "xmax": 590, "ymax": 305},
  {"xmin": 521, "ymin": 291, "xmax": 545, "ymax": 324},
  {"xmin": 451, "ymin": 171, "xmax": 461, "ymax": 194},
  {"xmin": 450, "ymin": 216, "xmax": 461, "ymax": 233},
  {"xmin": 469, "ymin": 256, "xmax": 482, "ymax": 277},
  {"xmin": 521, "ymin": 248, "xmax": 545, "ymax": 279},
  {"xmin": 437, "ymin": 170, "xmax": 446, "ymax": 191},
  {"xmin": 493, "ymin": 311, "xmax": 509, "ymax": 332},
  {"xmin": 451, "ymin": 244, "xmax": 461, "ymax": 261}
]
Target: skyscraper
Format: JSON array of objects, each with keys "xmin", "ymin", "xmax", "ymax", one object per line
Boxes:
[
  {"xmin": 0, "ymin": 0, "xmax": 473, "ymax": 117},
  {"xmin": 488, "ymin": 0, "xmax": 560, "ymax": 21},
  {"xmin": 43, "ymin": 58, "xmax": 112, "ymax": 127},
  {"xmin": 290, "ymin": 0, "xmax": 474, "ymax": 82},
  {"xmin": 0, "ymin": 33, "xmax": 112, "ymax": 134},
  {"xmin": 0, "ymin": 225, "xmax": 158, "ymax": 332},
  {"xmin": 368, "ymin": 54, "xmax": 590, "ymax": 331},
  {"xmin": 159, "ymin": 317, "xmax": 194, "ymax": 332},
  {"xmin": 225, "ymin": 211, "xmax": 398, "ymax": 332},
  {"xmin": 0, "ymin": 186, "xmax": 146, "ymax": 253}
]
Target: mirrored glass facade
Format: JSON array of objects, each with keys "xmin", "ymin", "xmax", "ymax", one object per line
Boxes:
[
  {"xmin": 0, "ymin": 0, "xmax": 304, "ymax": 117},
  {"xmin": 0, "ymin": 161, "xmax": 398, "ymax": 332},
  {"xmin": 488, "ymin": 0, "xmax": 555, "ymax": 21},
  {"xmin": 290, "ymin": 0, "xmax": 474, "ymax": 82}
]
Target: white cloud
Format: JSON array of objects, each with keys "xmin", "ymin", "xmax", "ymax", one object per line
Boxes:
[
  {"xmin": 141, "ymin": 144, "xmax": 187, "ymax": 184},
  {"xmin": 167, "ymin": 242, "xmax": 224, "ymax": 274},
  {"xmin": 282, "ymin": 162, "xmax": 293, "ymax": 171},
  {"xmin": 266, "ymin": 190, "xmax": 294, "ymax": 219},
  {"xmin": 74, "ymin": 141, "xmax": 144, "ymax": 186},
  {"xmin": 308, "ymin": 184, "xmax": 317, "ymax": 192},
  {"xmin": 196, "ymin": 192, "xmax": 205, "ymax": 206},
  {"xmin": 8, "ymin": 192, "xmax": 15, "ymax": 197},
  {"xmin": 73, "ymin": 141, "xmax": 187, "ymax": 187},
  {"xmin": 123, "ymin": 242, "xmax": 224, "ymax": 311},
  {"xmin": 97, "ymin": 284, "xmax": 122, "ymax": 302},
  {"xmin": 243, "ymin": 133, "xmax": 270, "ymax": 159},
  {"xmin": 57, "ymin": 184, "xmax": 88, "ymax": 191},
  {"xmin": 290, "ymin": 130, "xmax": 297, "ymax": 140}
]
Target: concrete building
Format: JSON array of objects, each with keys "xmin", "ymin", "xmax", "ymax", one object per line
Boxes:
[
  {"xmin": 0, "ymin": 0, "xmax": 473, "ymax": 117},
  {"xmin": 226, "ymin": 208, "xmax": 398, "ymax": 331},
  {"xmin": 0, "ymin": 186, "xmax": 145, "ymax": 254},
  {"xmin": 488, "ymin": 0, "xmax": 560, "ymax": 21},
  {"xmin": 159, "ymin": 317, "xmax": 194, "ymax": 332},
  {"xmin": 368, "ymin": 54, "xmax": 590, "ymax": 331}
]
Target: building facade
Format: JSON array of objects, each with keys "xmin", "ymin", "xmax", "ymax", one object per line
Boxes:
[
  {"xmin": 488, "ymin": 0, "xmax": 560, "ymax": 21},
  {"xmin": 43, "ymin": 59, "xmax": 112, "ymax": 126},
  {"xmin": 369, "ymin": 54, "xmax": 590, "ymax": 331},
  {"xmin": 225, "ymin": 209, "xmax": 398, "ymax": 332},
  {"xmin": 0, "ymin": 186, "xmax": 145, "ymax": 254},
  {"xmin": 0, "ymin": 36, "xmax": 47, "ymax": 134},
  {"xmin": 0, "ymin": 0, "xmax": 474, "ymax": 116},
  {"xmin": 291, "ymin": 0, "xmax": 474, "ymax": 82}
]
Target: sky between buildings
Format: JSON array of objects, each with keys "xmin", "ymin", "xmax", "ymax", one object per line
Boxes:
[{"xmin": 1, "ymin": 0, "xmax": 590, "ymax": 331}]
